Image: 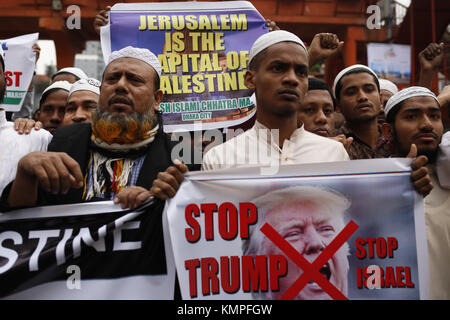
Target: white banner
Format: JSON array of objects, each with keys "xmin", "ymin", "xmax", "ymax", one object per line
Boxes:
[
  {"xmin": 0, "ymin": 33, "xmax": 38, "ymax": 112},
  {"xmin": 166, "ymin": 158, "xmax": 429, "ymax": 300}
]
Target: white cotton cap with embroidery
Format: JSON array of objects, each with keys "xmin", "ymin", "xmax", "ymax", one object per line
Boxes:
[
  {"xmin": 69, "ymin": 78, "xmax": 101, "ymax": 97},
  {"xmin": 333, "ymin": 64, "xmax": 379, "ymax": 96},
  {"xmin": 248, "ymin": 30, "xmax": 307, "ymax": 65},
  {"xmin": 40, "ymin": 80, "xmax": 72, "ymax": 105},
  {"xmin": 42, "ymin": 80, "xmax": 72, "ymax": 96},
  {"xmin": 53, "ymin": 67, "xmax": 88, "ymax": 80},
  {"xmin": 107, "ymin": 46, "xmax": 161, "ymax": 78},
  {"xmin": 384, "ymin": 86, "xmax": 440, "ymax": 118},
  {"xmin": 379, "ymin": 79, "xmax": 398, "ymax": 95}
]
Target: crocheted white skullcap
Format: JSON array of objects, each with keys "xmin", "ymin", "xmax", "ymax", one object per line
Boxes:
[
  {"xmin": 69, "ymin": 78, "xmax": 101, "ymax": 96},
  {"xmin": 248, "ymin": 30, "xmax": 307, "ymax": 65},
  {"xmin": 379, "ymin": 79, "xmax": 398, "ymax": 95},
  {"xmin": 384, "ymin": 86, "xmax": 439, "ymax": 118},
  {"xmin": 107, "ymin": 46, "xmax": 161, "ymax": 77}
]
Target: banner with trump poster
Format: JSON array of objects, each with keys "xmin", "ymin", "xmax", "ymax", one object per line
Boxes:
[
  {"xmin": 100, "ymin": 1, "xmax": 267, "ymax": 133},
  {"xmin": 0, "ymin": 199, "xmax": 176, "ymax": 299},
  {"xmin": 165, "ymin": 158, "xmax": 429, "ymax": 300}
]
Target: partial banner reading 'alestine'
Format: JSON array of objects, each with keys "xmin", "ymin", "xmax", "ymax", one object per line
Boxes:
[{"xmin": 101, "ymin": 1, "xmax": 267, "ymax": 132}]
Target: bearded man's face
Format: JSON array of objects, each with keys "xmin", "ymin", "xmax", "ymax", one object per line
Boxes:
[{"xmin": 94, "ymin": 57, "xmax": 163, "ymax": 144}]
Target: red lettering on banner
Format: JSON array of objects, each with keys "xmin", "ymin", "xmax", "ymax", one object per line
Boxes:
[
  {"xmin": 356, "ymin": 265, "xmax": 415, "ymax": 289},
  {"xmin": 4, "ymin": 71, "xmax": 22, "ymax": 87},
  {"xmin": 241, "ymin": 255, "xmax": 268, "ymax": 292},
  {"xmin": 269, "ymin": 255, "xmax": 287, "ymax": 291},
  {"xmin": 185, "ymin": 204, "xmax": 201, "ymax": 243},
  {"xmin": 218, "ymin": 202, "xmax": 238, "ymax": 240},
  {"xmin": 220, "ymin": 256, "xmax": 240, "ymax": 293},
  {"xmin": 201, "ymin": 203, "xmax": 217, "ymax": 240},
  {"xmin": 201, "ymin": 257, "xmax": 219, "ymax": 295},
  {"xmin": 355, "ymin": 238, "xmax": 366, "ymax": 259},
  {"xmin": 384, "ymin": 266, "xmax": 396, "ymax": 288},
  {"xmin": 239, "ymin": 202, "xmax": 257, "ymax": 239},
  {"xmin": 404, "ymin": 267, "xmax": 415, "ymax": 288},
  {"xmin": 5, "ymin": 71, "xmax": 12, "ymax": 86},
  {"xmin": 14, "ymin": 72, "xmax": 22, "ymax": 87},
  {"xmin": 184, "ymin": 255, "xmax": 287, "ymax": 298},
  {"xmin": 387, "ymin": 237, "xmax": 398, "ymax": 258},
  {"xmin": 355, "ymin": 237, "xmax": 399, "ymax": 259},
  {"xmin": 356, "ymin": 268, "xmax": 363, "ymax": 289},
  {"xmin": 396, "ymin": 266, "xmax": 405, "ymax": 287},
  {"xmin": 184, "ymin": 259, "xmax": 200, "ymax": 298},
  {"xmin": 183, "ymin": 202, "xmax": 259, "ymax": 241}
]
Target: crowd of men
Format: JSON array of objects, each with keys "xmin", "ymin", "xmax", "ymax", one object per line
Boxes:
[{"xmin": 0, "ymin": 9, "xmax": 449, "ymax": 300}]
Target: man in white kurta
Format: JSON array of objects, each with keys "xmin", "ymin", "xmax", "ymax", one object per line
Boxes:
[
  {"xmin": 202, "ymin": 120, "xmax": 349, "ymax": 171},
  {"xmin": 202, "ymin": 31, "xmax": 349, "ymax": 171},
  {"xmin": 0, "ymin": 43, "xmax": 52, "ymax": 198},
  {"xmin": 0, "ymin": 109, "xmax": 52, "ymax": 197},
  {"xmin": 382, "ymin": 86, "xmax": 449, "ymax": 299},
  {"xmin": 424, "ymin": 163, "xmax": 450, "ymax": 299}
]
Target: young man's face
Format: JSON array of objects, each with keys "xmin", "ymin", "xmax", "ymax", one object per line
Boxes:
[
  {"xmin": 37, "ymin": 89, "xmax": 69, "ymax": 134},
  {"xmin": 337, "ymin": 72, "xmax": 381, "ymax": 123},
  {"xmin": 298, "ymin": 89, "xmax": 335, "ymax": 137},
  {"xmin": 63, "ymin": 90, "xmax": 99, "ymax": 125},
  {"xmin": 245, "ymin": 42, "xmax": 308, "ymax": 121},
  {"xmin": 386, "ymin": 96, "xmax": 443, "ymax": 159}
]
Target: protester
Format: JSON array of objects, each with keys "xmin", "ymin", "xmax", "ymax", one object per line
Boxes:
[
  {"xmin": 200, "ymin": 30, "xmax": 349, "ymax": 171},
  {"xmin": 298, "ymin": 77, "xmax": 353, "ymax": 149},
  {"xmin": 63, "ymin": 78, "xmax": 101, "ymax": 126},
  {"xmin": 1, "ymin": 46, "xmax": 190, "ymax": 211},
  {"xmin": 334, "ymin": 64, "xmax": 393, "ymax": 159},
  {"xmin": 0, "ymin": 45, "xmax": 52, "ymax": 197},
  {"xmin": 381, "ymin": 86, "xmax": 448, "ymax": 299},
  {"xmin": 242, "ymin": 186, "xmax": 350, "ymax": 300},
  {"xmin": 378, "ymin": 78, "xmax": 398, "ymax": 125},
  {"xmin": 151, "ymin": 31, "xmax": 432, "ymax": 201},
  {"xmin": 34, "ymin": 80, "xmax": 72, "ymax": 134},
  {"xmin": 51, "ymin": 67, "xmax": 88, "ymax": 84}
]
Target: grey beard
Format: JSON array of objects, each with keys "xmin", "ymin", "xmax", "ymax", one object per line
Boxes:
[{"xmin": 92, "ymin": 108, "xmax": 155, "ymax": 128}]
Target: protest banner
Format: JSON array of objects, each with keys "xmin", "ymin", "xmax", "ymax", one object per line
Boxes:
[
  {"xmin": 100, "ymin": 1, "xmax": 267, "ymax": 132},
  {"xmin": 0, "ymin": 198, "xmax": 176, "ymax": 299},
  {"xmin": 0, "ymin": 33, "xmax": 38, "ymax": 112},
  {"xmin": 165, "ymin": 158, "xmax": 429, "ymax": 300},
  {"xmin": 367, "ymin": 43, "xmax": 411, "ymax": 84}
]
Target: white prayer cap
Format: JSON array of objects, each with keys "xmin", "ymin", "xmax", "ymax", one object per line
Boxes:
[
  {"xmin": 40, "ymin": 80, "xmax": 72, "ymax": 106},
  {"xmin": 333, "ymin": 64, "xmax": 379, "ymax": 96},
  {"xmin": 379, "ymin": 79, "xmax": 398, "ymax": 95},
  {"xmin": 384, "ymin": 86, "xmax": 440, "ymax": 119},
  {"xmin": 248, "ymin": 30, "xmax": 307, "ymax": 65},
  {"xmin": 69, "ymin": 78, "xmax": 101, "ymax": 97},
  {"xmin": 53, "ymin": 67, "xmax": 88, "ymax": 81},
  {"xmin": 106, "ymin": 46, "xmax": 161, "ymax": 78}
]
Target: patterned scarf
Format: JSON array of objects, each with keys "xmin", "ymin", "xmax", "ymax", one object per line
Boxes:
[{"xmin": 83, "ymin": 124, "xmax": 159, "ymax": 201}]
